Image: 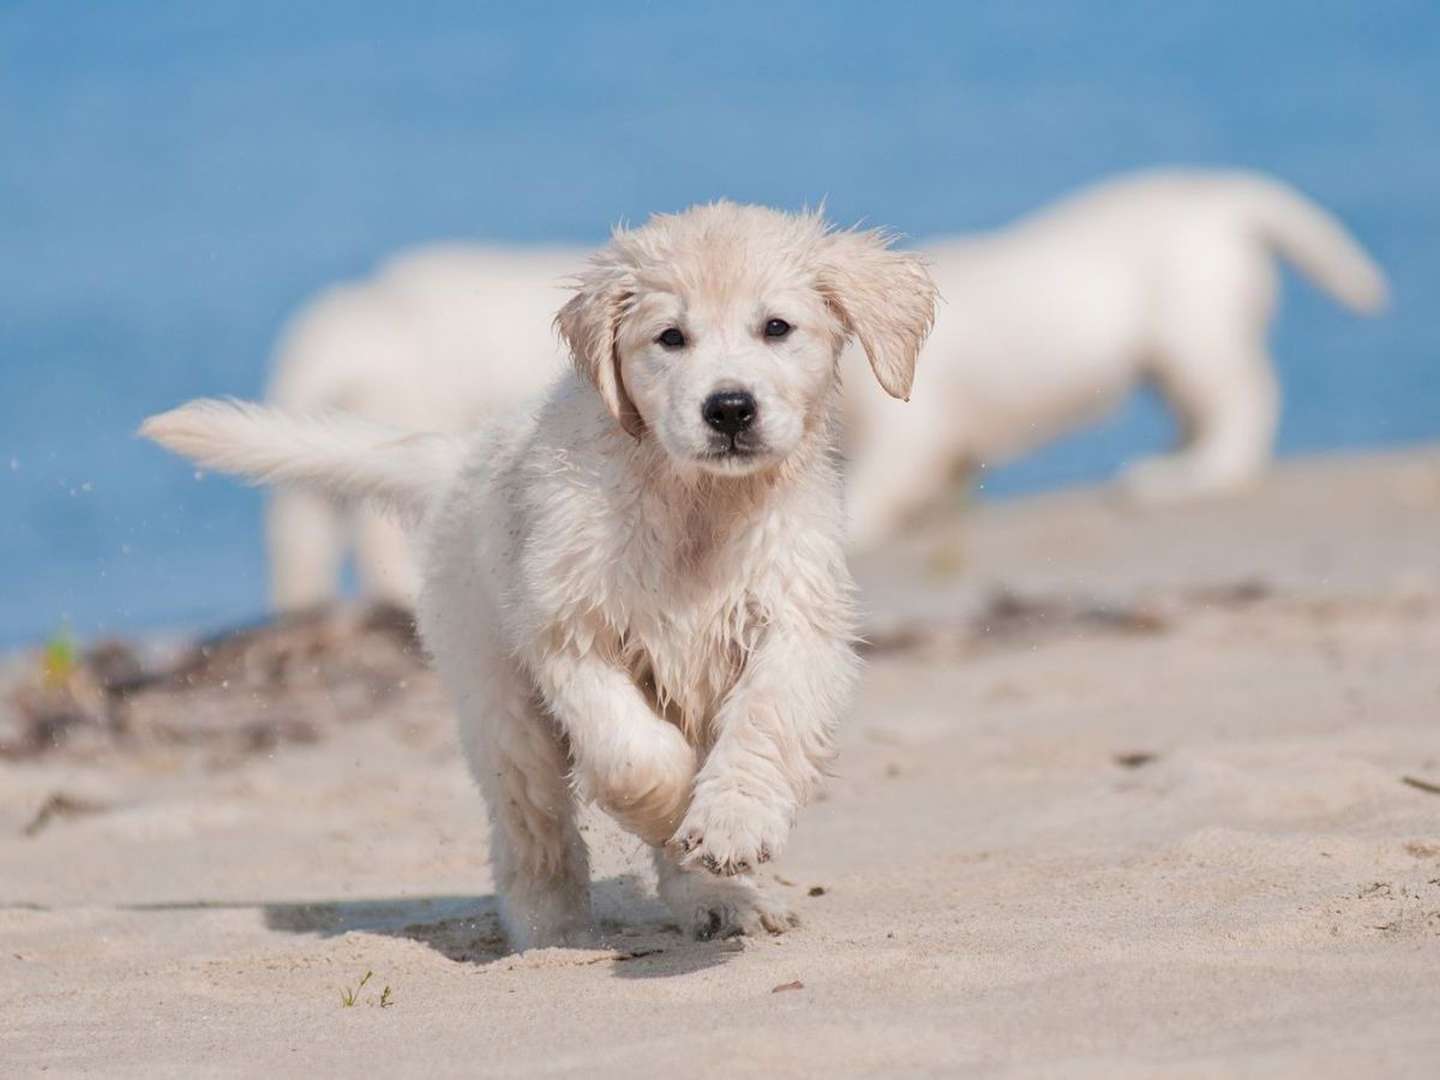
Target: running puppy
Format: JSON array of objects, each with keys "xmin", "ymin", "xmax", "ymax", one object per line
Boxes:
[{"xmin": 142, "ymin": 203, "xmax": 936, "ymax": 949}]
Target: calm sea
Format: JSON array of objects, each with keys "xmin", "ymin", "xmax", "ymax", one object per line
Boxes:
[{"xmin": 3, "ymin": 1, "xmax": 1437, "ymax": 647}]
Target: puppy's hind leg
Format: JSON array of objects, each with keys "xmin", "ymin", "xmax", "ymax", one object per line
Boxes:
[
  {"xmin": 354, "ymin": 510, "xmax": 421, "ymax": 605},
  {"xmin": 1122, "ymin": 332, "xmax": 1279, "ymax": 503},
  {"xmin": 1122, "ymin": 252, "xmax": 1281, "ymax": 503},
  {"xmin": 267, "ymin": 488, "xmax": 345, "ymax": 612},
  {"xmin": 845, "ymin": 395, "xmax": 959, "ymax": 550},
  {"xmin": 449, "ymin": 656, "xmax": 595, "ymax": 951}
]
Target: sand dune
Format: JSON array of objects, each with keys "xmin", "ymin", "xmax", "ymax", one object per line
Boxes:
[{"xmin": 4, "ymin": 447, "xmax": 1439, "ymax": 1077}]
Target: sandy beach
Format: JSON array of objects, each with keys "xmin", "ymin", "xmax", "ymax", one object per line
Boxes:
[{"xmin": 5, "ymin": 446, "xmax": 1440, "ymax": 1078}]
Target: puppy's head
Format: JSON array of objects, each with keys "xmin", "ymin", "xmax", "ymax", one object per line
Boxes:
[{"xmin": 557, "ymin": 202, "xmax": 935, "ymax": 476}]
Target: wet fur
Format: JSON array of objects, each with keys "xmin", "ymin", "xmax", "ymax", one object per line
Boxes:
[{"xmin": 143, "ymin": 202, "xmax": 936, "ymax": 948}]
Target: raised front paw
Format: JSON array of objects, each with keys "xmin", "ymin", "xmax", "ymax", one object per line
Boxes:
[
  {"xmin": 583, "ymin": 725, "xmax": 697, "ymax": 847},
  {"xmin": 667, "ymin": 783, "xmax": 794, "ymax": 876}
]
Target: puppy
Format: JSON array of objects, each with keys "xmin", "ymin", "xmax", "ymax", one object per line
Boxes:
[
  {"xmin": 142, "ymin": 203, "xmax": 936, "ymax": 949},
  {"xmin": 843, "ymin": 169, "xmax": 1388, "ymax": 547}
]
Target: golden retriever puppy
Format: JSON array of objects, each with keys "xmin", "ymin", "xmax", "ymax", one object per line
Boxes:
[{"xmin": 142, "ymin": 203, "xmax": 936, "ymax": 949}]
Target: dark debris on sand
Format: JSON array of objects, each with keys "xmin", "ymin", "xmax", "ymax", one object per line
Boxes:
[
  {"xmin": 858, "ymin": 579, "xmax": 1436, "ymax": 661},
  {"xmin": 1, "ymin": 603, "xmax": 431, "ymax": 764},
  {"xmin": 860, "ymin": 586, "xmax": 1173, "ymax": 658}
]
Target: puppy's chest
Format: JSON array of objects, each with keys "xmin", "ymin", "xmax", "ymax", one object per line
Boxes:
[
  {"xmin": 615, "ymin": 546, "xmax": 769, "ymax": 736},
  {"xmin": 578, "ymin": 518, "xmax": 775, "ymax": 738}
]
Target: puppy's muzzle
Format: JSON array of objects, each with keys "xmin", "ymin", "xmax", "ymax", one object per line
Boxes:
[{"xmin": 701, "ymin": 390, "xmax": 757, "ymax": 437}]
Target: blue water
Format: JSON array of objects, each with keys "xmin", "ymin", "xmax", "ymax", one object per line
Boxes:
[{"xmin": 3, "ymin": 2, "xmax": 1438, "ymax": 648}]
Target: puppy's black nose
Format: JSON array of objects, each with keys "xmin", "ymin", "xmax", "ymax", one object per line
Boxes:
[{"xmin": 701, "ymin": 391, "xmax": 757, "ymax": 436}]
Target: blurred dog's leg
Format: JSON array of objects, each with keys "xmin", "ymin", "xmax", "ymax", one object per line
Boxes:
[
  {"xmin": 845, "ymin": 395, "xmax": 959, "ymax": 550},
  {"xmin": 355, "ymin": 510, "xmax": 421, "ymax": 605},
  {"xmin": 267, "ymin": 488, "xmax": 345, "ymax": 611},
  {"xmin": 1124, "ymin": 331, "xmax": 1279, "ymax": 502}
]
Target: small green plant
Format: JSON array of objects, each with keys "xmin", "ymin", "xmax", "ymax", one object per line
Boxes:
[
  {"xmin": 41, "ymin": 629, "xmax": 78, "ymax": 689},
  {"xmin": 339, "ymin": 971, "xmax": 394, "ymax": 1009},
  {"xmin": 340, "ymin": 970, "xmax": 373, "ymax": 1007}
]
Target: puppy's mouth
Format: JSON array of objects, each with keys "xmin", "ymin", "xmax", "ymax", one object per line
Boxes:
[
  {"xmin": 697, "ymin": 434, "xmax": 769, "ymax": 469},
  {"xmin": 706, "ymin": 432, "xmax": 765, "ymax": 457}
]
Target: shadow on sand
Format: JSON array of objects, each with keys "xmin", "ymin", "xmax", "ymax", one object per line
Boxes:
[{"xmin": 111, "ymin": 875, "xmax": 744, "ymax": 979}]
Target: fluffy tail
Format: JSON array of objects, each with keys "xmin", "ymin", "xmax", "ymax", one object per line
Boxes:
[
  {"xmin": 1232, "ymin": 175, "xmax": 1389, "ymax": 314},
  {"xmin": 140, "ymin": 398, "xmax": 467, "ymax": 523}
]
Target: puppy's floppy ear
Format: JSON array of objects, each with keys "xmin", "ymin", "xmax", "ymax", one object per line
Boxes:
[
  {"xmin": 555, "ymin": 256, "xmax": 644, "ymax": 438},
  {"xmin": 818, "ymin": 228, "xmax": 937, "ymax": 401}
]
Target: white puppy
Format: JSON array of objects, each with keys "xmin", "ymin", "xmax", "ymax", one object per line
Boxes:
[
  {"xmin": 843, "ymin": 169, "xmax": 1388, "ymax": 547},
  {"xmin": 143, "ymin": 203, "xmax": 937, "ymax": 949}
]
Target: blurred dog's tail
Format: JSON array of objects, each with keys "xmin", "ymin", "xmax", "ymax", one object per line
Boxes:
[
  {"xmin": 1232, "ymin": 174, "xmax": 1389, "ymax": 314},
  {"xmin": 140, "ymin": 399, "xmax": 467, "ymax": 524}
]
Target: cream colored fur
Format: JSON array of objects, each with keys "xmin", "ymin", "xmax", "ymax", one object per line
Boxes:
[{"xmin": 142, "ymin": 203, "xmax": 937, "ymax": 950}]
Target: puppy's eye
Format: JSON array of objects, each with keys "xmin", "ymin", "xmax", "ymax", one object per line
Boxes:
[
  {"xmin": 763, "ymin": 318, "xmax": 792, "ymax": 339},
  {"xmin": 657, "ymin": 327, "xmax": 686, "ymax": 349}
]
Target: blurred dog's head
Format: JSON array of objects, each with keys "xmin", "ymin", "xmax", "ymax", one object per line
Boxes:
[{"xmin": 557, "ymin": 202, "xmax": 935, "ymax": 476}]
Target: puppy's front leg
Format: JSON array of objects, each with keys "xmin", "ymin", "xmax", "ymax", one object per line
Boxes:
[
  {"xmin": 534, "ymin": 648, "xmax": 697, "ymax": 846},
  {"xmin": 671, "ymin": 623, "xmax": 858, "ymax": 875}
]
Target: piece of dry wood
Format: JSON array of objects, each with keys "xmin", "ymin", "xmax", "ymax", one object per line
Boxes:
[{"xmin": 1401, "ymin": 775, "xmax": 1440, "ymax": 796}]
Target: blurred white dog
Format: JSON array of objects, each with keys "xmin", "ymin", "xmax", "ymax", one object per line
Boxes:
[
  {"xmin": 264, "ymin": 169, "xmax": 1387, "ymax": 604},
  {"xmin": 843, "ymin": 169, "xmax": 1388, "ymax": 547},
  {"xmin": 265, "ymin": 245, "xmax": 575, "ymax": 607},
  {"xmin": 145, "ymin": 202, "xmax": 936, "ymax": 948}
]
